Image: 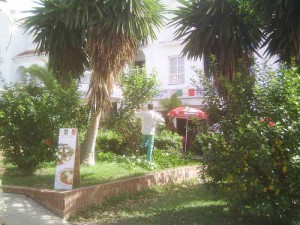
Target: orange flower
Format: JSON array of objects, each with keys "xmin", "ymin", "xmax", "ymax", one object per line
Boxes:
[
  {"xmin": 44, "ymin": 138, "xmax": 52, "ymax": 146},
  {"xmin": 268, "ymin": 121, "xmax": 276, "ymax": 127}
]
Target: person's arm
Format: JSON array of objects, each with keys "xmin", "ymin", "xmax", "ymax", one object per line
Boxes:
[{"xmin": 156, "ymin": 113, "xmax": 165, "ymax": 125}]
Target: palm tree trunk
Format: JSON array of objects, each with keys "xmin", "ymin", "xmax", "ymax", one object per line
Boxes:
[{"xmin": 80, "ymin": 111, "xmax": 101, "ymax": 165}]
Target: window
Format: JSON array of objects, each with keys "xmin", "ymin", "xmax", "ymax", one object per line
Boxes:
[{"xmin": 169, "ymin": 56, "xmax": 184, "ymax": 84}]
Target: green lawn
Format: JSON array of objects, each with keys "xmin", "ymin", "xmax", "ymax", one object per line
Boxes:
[
  {"xmin": 70, "ymin": 180, "xmax": 300, "ymax": 225},
  {"xmin": 0, "ymin": 161, "xmax": 149, "ymax": 189},
  {"xmin": 2, "ymin": 159, "xmax": 300, "ymax": 224},
  {"xmin": 0, "ymin": 150, "xmax": 195, "ymax": 189},
  {"xmin": 69, "ymin": 180, "xmax": 252, "ymax": 225}
]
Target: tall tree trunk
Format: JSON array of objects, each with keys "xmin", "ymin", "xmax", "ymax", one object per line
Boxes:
[{"xmin": 80, "ymin": 111, "xmax": 101, "ymax": 165}]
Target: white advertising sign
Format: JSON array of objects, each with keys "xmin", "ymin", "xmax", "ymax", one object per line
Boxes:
[{"xmin": 54, "ymin": 128, "xmax": 77, "ymax": 190}]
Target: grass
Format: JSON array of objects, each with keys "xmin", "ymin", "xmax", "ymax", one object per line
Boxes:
[
  {"xmin": 69, "ymin": 180, "xmax": 251, "ymax": 225},
  {"xmin": 70, "ymin": 180, "xmax": 300, "ymax": 225},
  {"xmin": 2, "ymin": 156, "xmax": 300, "ymax": 224},
  {"xmin": 0, "ymin": 161, "xmax": 149, "ymax": 189},
  {"xmin": 0, "ymin": 150, "xmax": 196, "ymax": 189}
]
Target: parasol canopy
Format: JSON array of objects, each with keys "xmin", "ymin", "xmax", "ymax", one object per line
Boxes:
[
  {"xmin": 167, "ymin": 106, "xmax": 208, "ymax": 120},
  {"xmin": 167, "ymin": 106, "xmax": 208, "ymax": 153}
]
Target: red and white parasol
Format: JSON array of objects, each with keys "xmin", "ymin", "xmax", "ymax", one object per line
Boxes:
[
  {"xmin": 167, "ymin": 107, "xmax": 208, "ymax": 152},
  {"xmin": 167, "ymin": 106, "xmax": 208, "ymax": 120}
]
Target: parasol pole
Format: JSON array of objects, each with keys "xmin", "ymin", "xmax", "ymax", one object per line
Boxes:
[{"xmin": 185, "ymin": 119, "xmax": 188, "ymax": 152}]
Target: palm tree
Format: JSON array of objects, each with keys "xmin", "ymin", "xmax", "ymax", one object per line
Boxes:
[
  {"xmin": 23, "ymin": 0, "xmax": 165, "ymax": 165},
  {"xmin": 171, "ymin": 0, "xmax": 262, "ymax": 91},
  {"xmin": 251, "ymin": 0, "xmax": 300, "ymax": 65}
]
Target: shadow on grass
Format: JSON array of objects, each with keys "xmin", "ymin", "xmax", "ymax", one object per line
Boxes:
[
  {"xmin": 79, "ymin": 171, "xmax": 148, "ymax": 187},
  {"xmin": 0, "ymin": 168, "xmax": 55, "ymax": 189},
  {"xmin": 72, "ymin": 201, "xmax": 254, "ymax": 225},
  {"xmin": 71, "ymin": 183, "xmax": 248, "ymax": 225},
  {"xmin": 1, "ymin": 169, "xmax": 148, "ymax": 189},
  {"xmin": 71, "ymin": 182, "xmax": 294, "ymax": 225},
  {"xmin": 100, "ymin": 206, "xmax": 247, "ymax": 225},
  {"xmin": 0, "ymin": 161, "xmax": 151, "ymax": 189}
]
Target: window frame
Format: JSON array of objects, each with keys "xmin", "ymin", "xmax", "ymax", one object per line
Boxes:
[{"xmin": 168, "ymin": 56, "xmax": 185, "ymax": 85}]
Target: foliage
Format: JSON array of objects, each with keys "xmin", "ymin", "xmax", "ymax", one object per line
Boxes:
[
  {"xmin": 97, "ymin": 127, "xmax": 182, "ymax": 158},
  {"xmin": 0, "ymin": 70, "xmax": 88, "ymax": 174},
  {"xmin": 154, "ymin": 129, "xmax": 182, "ymax": 151},
  {"xmin": 23, "ymin": 0, "xmax": 165, "ymax": 110},
  {"xmin": 172, "ymin": 0, "xmax": 300, "ymax": 73},
  {"xmin": 153, "ymin": 148, "xmax": 189, "ymax": 169},
  {"xmin": 105, "ymin": 68, "xmax": 160, "ymax": 153},
  {"xmin": 23, "ymin": 0, "xmax": 165, "ymax": 164},
  {"xmin": 192, "ymin": 66, "xmax": 256, "ymax": 124},
  {"xmin": 119, "ymin": 68, "xmax": 160, "ymax": 111},
  {"xmin": 194, "ymin": 65, "xmax": 300, "ymax": 223},
  {"xmin": 97, "ymin": 147, "xmax": 192, "ymax": 171},
  {"xmin": 251, "ymin": 0, "xmax": 300, "ymax": 65},
  {"xmin": 96, "ymin": 130, "xmax": 124, "ymax": 155},
  {"xmin": 159, "ymin": 93, "xmax": 182, "ymax": 112},
  {"xmin": 171, "ymin": 0, "xmax": 262, "ymax": 87}
]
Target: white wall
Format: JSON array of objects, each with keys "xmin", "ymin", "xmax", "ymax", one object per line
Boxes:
[
  {"xmin": 0, "ymin": 10, "xmax": 13, "ymax": 85},
  {"xmin": 2, "ymin": 0, "xmax": 257, "ymax": 109},
  {"xmin": 139, "ymin": 0, "xmax": 205, "ymax": 108}
]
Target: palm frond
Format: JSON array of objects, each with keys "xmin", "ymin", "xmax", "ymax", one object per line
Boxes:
[
  {"xmin": 23, "ymin": 0, "xmax": 165, "ymax": 112},
  {"xmin": 22, "ymin": 0, "xmax": 89, "ymax": 85},
  {"xmin": 99, "ymin": 0, "xmax": 165, "ymax": 45},
  {"xmin": 252, "ymin": 0, "xmax": 300, "ymax": 64},
  {"xmin": 172, "ymin": 0, "xmax": 262, "ymax": 83},
  {"xmin": 23, "ymin": 64, "xmax": 58, "ymax": 90}
]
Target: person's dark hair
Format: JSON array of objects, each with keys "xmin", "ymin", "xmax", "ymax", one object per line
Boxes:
[{"xmin": 147, "ymin": 103, "xmax": 153, "ymax": 110}]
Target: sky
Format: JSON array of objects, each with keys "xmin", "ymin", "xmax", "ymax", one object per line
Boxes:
[
  {"xmin": 6, "ymin": 0, "xmax": 37, "ymax": 12},
  {"xmin": 1, "ymin": 0, "xmax": 38, "ymax": 19}
]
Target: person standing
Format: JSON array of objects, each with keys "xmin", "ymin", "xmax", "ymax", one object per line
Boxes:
[{"xmin": 135, "ymin": 103, "xmax": 165, "ymax": 162}]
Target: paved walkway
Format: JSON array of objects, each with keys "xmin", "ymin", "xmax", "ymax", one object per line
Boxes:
[{"xmin": 0, "ymin": 192, "xmax": 68, "ymax": 225}]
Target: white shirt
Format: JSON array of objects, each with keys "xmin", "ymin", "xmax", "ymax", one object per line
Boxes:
[{"xmin": 135, "ymin": 110, "xmax": 165, "ymax": 135}]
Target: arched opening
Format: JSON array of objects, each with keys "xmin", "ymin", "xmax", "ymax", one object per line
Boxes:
[
  {"xmin": 15, "ymin": 66, "xmax": 26, "ymax": 83},
  {"xmin": 16, "ymin": 65, "xmax": 42, "ymax": 85},
  {"xmin": 133, "ymin": 50, "xmax": 145, "ymax": 68}
]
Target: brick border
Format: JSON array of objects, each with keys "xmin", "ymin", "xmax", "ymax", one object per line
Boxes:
[{"xmin": 2, "ymin": 165, "xmax": 200, "ymax": 219}]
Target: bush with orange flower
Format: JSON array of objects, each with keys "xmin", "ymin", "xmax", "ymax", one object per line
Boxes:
[{"xmin": 193, "ymin": 65, "xmax": 300, "ymax": 223}]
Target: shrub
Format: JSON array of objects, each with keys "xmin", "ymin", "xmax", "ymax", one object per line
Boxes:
[
  {"xmin": 154, "ymin": 129, "xmax": 182, "ymax": 151},
  {"xmin": 0, "ymin": 81, "xmax": 88, "ymax": 174},
  {"xmin": 105, "ymin": 68, "xmax": 159, "ymax": 154},
  {"xmin": 153, "ymin": 148, "xmax": 188, "ymax": 168},
  {"xmin": 96, "ymin": 130, "xmax": 124, "ymax": 155},
  {"xmin": 159, "ymin": 93, "xmax": 182, "ymax": 114},
  {"xmin": 97, "ymin": 148, "xmax": 192, "ymax": 171},
  {"xmin": 194, "ymin": 65, "xmax": 300, "ymax": 223}
]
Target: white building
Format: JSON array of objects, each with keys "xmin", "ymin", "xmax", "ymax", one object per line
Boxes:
[{"xmin": 0, "ymin": 0, "xmax": 210, "ymax": 109}]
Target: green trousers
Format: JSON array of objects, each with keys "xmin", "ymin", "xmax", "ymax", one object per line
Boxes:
[{"xmin": 140, "ymin": 134, "xmax": 154, "ymax": 162}]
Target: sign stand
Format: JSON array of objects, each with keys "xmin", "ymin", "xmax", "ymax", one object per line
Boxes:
[
  {"xmin": 54, "ymin": 128, "xmax": 80, "ymax": 190},
  {"xmin": 73, "ymin": 137, "xmax": 80, "ymax": 187}
]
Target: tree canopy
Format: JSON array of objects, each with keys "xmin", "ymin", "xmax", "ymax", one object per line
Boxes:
[{"xmin": 23, "ymin": 0, "xmax": 165, "ymax": 112}]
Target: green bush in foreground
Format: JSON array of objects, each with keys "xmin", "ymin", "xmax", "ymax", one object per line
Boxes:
[
  {"xmin": 195, "ymin": 65, "xmax": 300, "ymax": 224},
  {"xmin": 0, "ymin": 80, "xmax": 88, "ymax": 174}
]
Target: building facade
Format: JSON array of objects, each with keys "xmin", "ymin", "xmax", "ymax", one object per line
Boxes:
[{"xmin": 0, "ymin": 0, "xmax": 207, "ymax": 109}]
